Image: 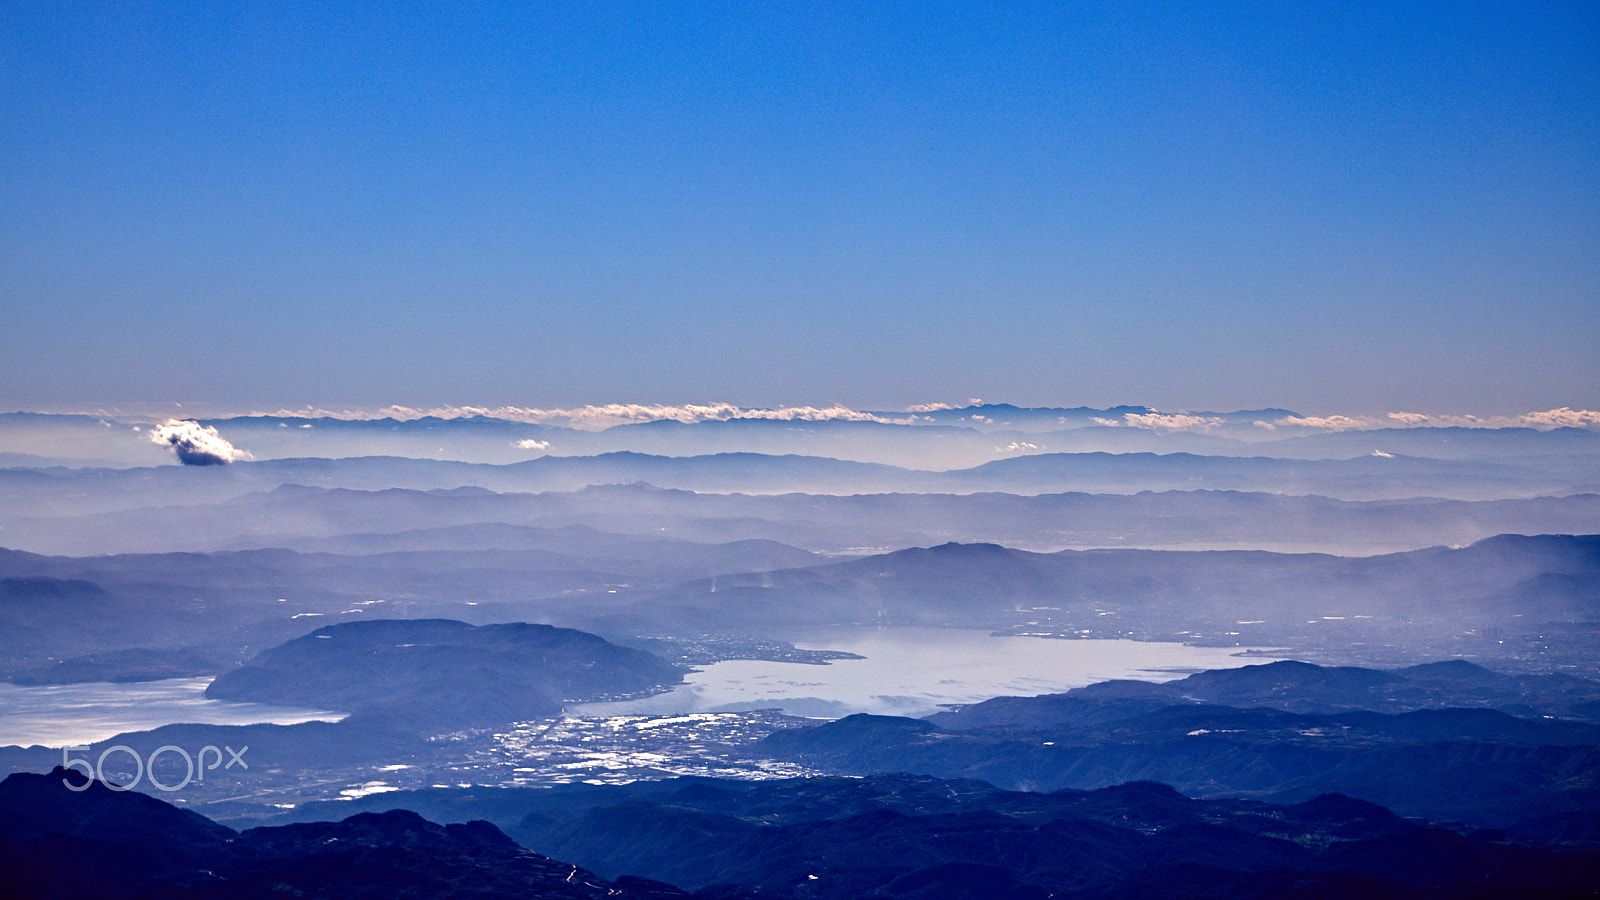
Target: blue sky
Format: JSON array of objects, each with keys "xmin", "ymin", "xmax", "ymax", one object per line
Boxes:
[{"xmin": 3, "ymin": 1, "xmax": 1596, "ymax": 415}]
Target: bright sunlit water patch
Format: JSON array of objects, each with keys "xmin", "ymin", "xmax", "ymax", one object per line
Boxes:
[
  {"xmin": 572, "ymin": 626, "xmax": 1284, "ymax": 719},
  {"xmin": 0, "ymin": 677, "xmax": 344, "ymax": 747}
]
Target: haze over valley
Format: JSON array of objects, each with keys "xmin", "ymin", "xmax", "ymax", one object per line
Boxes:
[
  {"xmin": 6, "ymin": 1, "xmax": 1598, "ymax": 894},
  {"xmin": 3, "ymin": 402, "xmax": 1598, "ymax": 897}
]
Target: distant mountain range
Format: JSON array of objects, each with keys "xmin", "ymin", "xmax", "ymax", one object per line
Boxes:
[
  {"xmin": 4, "ymin": 443, "xmax": 1592, "ymax": 511},
  {"xmin": 3, "ymin": 533, "xmax": 1596, "ymax": 672},
  {"xmin": 586, "ymin": 534, "xmax": 1600, "ymax": 648},
  {"xmin": 5, "ymin": 465, "xmax": 1599, "ymax": 558}
]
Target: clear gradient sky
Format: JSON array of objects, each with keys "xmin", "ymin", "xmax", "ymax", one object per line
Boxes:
[{"xmin": 3, "ymin": 2, "xmax": 1596, "ymax": 415}]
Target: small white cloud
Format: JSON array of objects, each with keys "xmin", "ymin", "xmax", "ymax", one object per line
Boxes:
[
  {"xmin": 514, "ymin": 439, "xmax": 551, "ymax": 450},
  {"xmin": 995, "ymin": 441, "xmax": 1041, "ymax": 453},
  {"xmin": 149, "ymin": 420, "xmax": 250, "ymax": 465},
  {"xmin": 1090, "ymin": 417, "xmax": 1120, "ymax": 427},
  {"xmin": 1371, "ymin": 449, "xmax": 1393, "ymax": 458}
]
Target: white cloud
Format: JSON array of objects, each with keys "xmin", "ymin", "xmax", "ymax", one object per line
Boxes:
[
  {"xmin": 148, "ymin": 420, "xmax": 250, "ymax": 465},
  {"xmin": 514, "ymin": 439, "xmax": 551, "ymax": 450},
  {"xmin": 995, "ymin": 441, "xmax": 1041, "ymax": 453},
  {"xmin": 1387, "ymin": 411, "xmax": 1443, "ymax": 427},
  {"xmin": 1121, "ymin": 413, "xmax": 1226, "ymax": 434},
  {"xmin": 1518, "ymin": 407, "xmax": 1600, "ymax": 429},
  {"xmin": 1274, "ymin": 415, "xmax": 1380, "ymax": 432},
  {"xmin": 1271, "ymin": 408, "xmax": 1600, "ymax": 432},
  {"xmin": 1383, "ymin": 409, "xmax": 1600, "ymax": 430}
]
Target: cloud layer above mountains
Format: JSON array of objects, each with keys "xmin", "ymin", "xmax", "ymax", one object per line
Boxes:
[
  {"xmin": 237, "ymin": 403, "xmax": 1600, "ymax": 434},
  {"xmin": 253, "ymin": 403, "xmax": 917, "ymax": 430}
]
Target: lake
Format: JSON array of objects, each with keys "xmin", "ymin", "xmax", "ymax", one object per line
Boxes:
[
  {"xmin": 572, "ymin": 626, "xmax": 1283, "ymax": 718},
  {"xmin": 1, "ymin": 630, "xmax": 1285, "ymax": 744},
  {"xmin": 0, "ymin": 677, "xmax": 342, "ymax": 748}
]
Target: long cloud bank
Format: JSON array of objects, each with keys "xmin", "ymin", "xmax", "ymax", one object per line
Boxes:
[
  {"xmin": 251, "ymin": 403, "xmax": 917, "ymax": 430},
  {"xmin": 228, "ymin": 403, "xmax": 1600, "ymax": 433}
]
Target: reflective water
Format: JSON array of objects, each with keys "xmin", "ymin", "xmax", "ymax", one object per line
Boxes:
[
  {"xmin": 573, "ymin": 626, "xmax": 1283, "ymax": 719},
  {"xmin": 0, "ymin": 677, "xmax": 342, "ymax": 747}
]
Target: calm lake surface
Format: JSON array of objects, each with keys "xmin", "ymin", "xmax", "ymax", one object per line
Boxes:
[
  {"xmin": 2, "ymin": 629, "xmax": 1286, "ymax": 745},
  {"xmin": 0, "ymin": 677, "xmax": 342, "ymax": 748},
  {"xmin": 573, "ymin": 626, "xmax": 1284, "ymax": 719}
]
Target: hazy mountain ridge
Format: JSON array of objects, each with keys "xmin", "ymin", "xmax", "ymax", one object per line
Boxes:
[
  {"xmin": 4, "ymin": 533, "xmax": 1596, "ymax": 673},
  {"xmin": 585, "ymin": 536, "xmax": 1600, "ymax": 667},
  {"xmin": 2, "ymin": 444, "xmax": 1591, "ymax": 517},
  {"xmin": 6, "ymin": 476, "xmax": 1599, "ymax": 557}
]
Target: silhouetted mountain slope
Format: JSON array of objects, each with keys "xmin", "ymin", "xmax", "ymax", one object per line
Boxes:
[
  {"xmin": 756, "ymin": 693, "xmax": 1600, "ymax": 831},
  {"xmin": 228, "ymin": 769, "xmax": 1600, "ymax": 899},
  {"xmin": 8, "ymin": 646, "xmax": 223, "ymax": 684},
  {"xmin": 0, "ymin": 767, "xmax": 692, "ymax": 899},
  {"xmin": 206, "ymin": 619, "xmax": 682, "ymax": 729},
  {"xmin": 932, "ymin": 659, "xmax": 1600, "ymax": 727},
  {"xmin": 490, "ymin": 773, "xmax": 1598, "ymax": 899}
]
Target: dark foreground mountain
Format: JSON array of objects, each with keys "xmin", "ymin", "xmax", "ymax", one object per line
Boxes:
[
  {"xmin": 225, "ymin": 771, "xmax": 1600, "ymax": 899},
  {"xmin": 0, "ymin": 767, "xmax": 691, "ymax": 899},
  {"xmin": 755, "ymin": 661, "xmax": 1600, "ymax": 835},
  {"xmin": 206, "ymin": 618, "xmax": 683, "ymax": 730}
]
